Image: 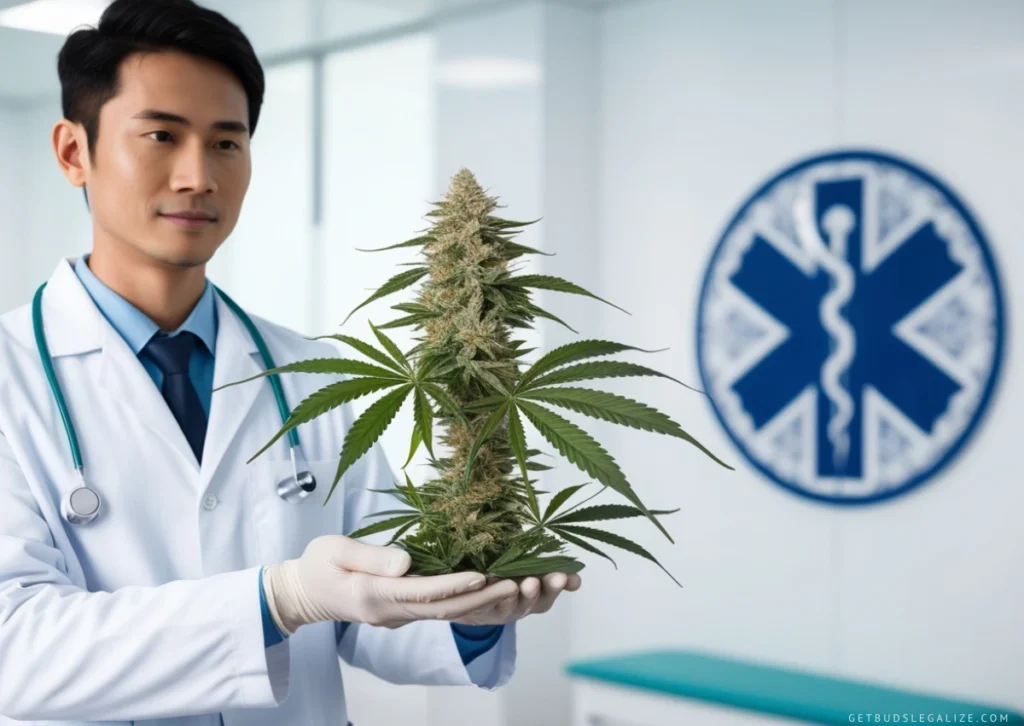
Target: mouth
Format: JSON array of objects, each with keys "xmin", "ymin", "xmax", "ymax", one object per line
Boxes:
[{"xmin": 159, "ymin": 213, "xmax": 217, "ymax": 229}]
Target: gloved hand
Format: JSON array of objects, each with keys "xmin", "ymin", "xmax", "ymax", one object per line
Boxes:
[
  {"xmin": 262, "ymin": 534, "xmax": 519, "ymax": 634},
  {"xmin": 451, "ymin": 572, "xmax": 583, "ymax": 626}
]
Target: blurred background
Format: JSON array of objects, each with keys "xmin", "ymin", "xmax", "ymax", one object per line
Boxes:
[{"xmin": 1, "ymin": 0, "xmax": 1021, "ymax": 723}]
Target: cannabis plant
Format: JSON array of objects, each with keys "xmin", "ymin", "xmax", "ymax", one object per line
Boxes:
[{"xmin": 223, "ymin": 169, "xmax": 729, "ymax": 585}]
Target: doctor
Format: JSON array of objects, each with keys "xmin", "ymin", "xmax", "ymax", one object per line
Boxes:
[{"xmin": 0, "ymin": 0, "xmax": 581, "ymax": 724}]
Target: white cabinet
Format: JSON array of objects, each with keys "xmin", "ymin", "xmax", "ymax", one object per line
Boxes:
[{"xmin": 571, "ymin": 681, "xmax": 813, "ymax": 726}]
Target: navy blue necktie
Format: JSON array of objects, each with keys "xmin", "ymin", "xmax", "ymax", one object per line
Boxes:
[{"xmin": 143, "ymin": 331, "xmax": 207, "ymax": 463}]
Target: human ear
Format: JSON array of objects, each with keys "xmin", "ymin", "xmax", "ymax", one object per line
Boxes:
[{"xmin": 52, "ymin": 119, "xmax": 91, "ymax": 188}]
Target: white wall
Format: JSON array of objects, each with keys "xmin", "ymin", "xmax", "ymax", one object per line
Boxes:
[
  {"xmin": 835, "ymin": 0, "xmax": 1022, "ymax": 703},
  {"xmin": 0, "ymin": 100, "xmax": 90, "ymax": 316},
  {"xmin": 0, "ymin": 107, "xmax": 27, "ymax": 313},
  {"xmin": 582, "ymin": 0, "xmax": 1024, "ymax": 710}
]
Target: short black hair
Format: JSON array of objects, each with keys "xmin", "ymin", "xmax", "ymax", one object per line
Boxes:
[{"xmin": 58, "ymin": 0, "xmax": 264, "ymax": 203}]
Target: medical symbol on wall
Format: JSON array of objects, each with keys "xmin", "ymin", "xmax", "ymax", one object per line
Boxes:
[{"xmin": 696, "ymin": 151, "xmax": 1005, "ymax": 504}]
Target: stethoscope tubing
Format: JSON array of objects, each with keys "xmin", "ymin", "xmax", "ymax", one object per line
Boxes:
[{"xmin": 32, "ymin": 279, "xmax": 314, "ymax": 525}]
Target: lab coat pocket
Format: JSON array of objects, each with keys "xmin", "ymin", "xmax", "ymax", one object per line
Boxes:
[{"xmin": 247, "ymin": 458, "xmax": 345, "ymax": 562}]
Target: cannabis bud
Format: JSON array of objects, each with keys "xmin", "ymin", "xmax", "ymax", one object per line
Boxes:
[{"xmin": 226, "ymin": 168, "xmax": 730, "ymax": 585}]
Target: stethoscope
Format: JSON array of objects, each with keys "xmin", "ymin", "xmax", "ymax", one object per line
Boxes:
[{"xmin": 32, "ymin": 281, "xmax": 318, "ymax": 526}]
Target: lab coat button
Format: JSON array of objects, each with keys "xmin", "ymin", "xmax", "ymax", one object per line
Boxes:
[{"xmin": 203, "ymin": 495, "xmax": 218, "ymax": 510}]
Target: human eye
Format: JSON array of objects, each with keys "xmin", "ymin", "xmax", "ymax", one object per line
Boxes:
[
  {"xmin": 216, "ymin": 139, "xmax": 241, "ymax": 151},
  {"xmin": 145, "ymin": 130, "xmax": 174, "ymax": 143}
]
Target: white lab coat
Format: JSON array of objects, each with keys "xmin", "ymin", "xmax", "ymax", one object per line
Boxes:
[{"xmin": 0, "ymin": 257, "xmax": 516, "ymax": 725}]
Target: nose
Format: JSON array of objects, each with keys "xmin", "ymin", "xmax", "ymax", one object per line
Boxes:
[{"xmin": 169, "ymin": 137, "xmax": 218, "ymax": 195}]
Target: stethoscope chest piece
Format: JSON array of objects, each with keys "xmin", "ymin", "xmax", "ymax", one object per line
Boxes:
[
  {"xmin": 277, "ymin": 469, "xmax": 317, "ymax": 503},
  {"xmin": 62, "ymin": 485, "xmax": 101, "ymax": 525}
]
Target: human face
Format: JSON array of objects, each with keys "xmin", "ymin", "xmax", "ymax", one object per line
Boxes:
[{"xmin": 74, "ymin": 50, "xmax": 251, "ymax": 269}]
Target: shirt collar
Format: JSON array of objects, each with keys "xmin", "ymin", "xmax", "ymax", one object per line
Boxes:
[{"xmin": 73, "ymin": 253, "xmax": 218, "ymax": 355}]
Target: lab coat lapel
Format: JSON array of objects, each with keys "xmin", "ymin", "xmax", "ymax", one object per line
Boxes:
[
  {"xmin": 44, "ymin": 257, "xmax": 203, "ymax": 473},
  {"xmin": 39, "ymin": 257, "xmax": 103, "ymax": 357},
  {"xmin": 200, "ymin": 290, "xmax": 264, "ymax": 488}
]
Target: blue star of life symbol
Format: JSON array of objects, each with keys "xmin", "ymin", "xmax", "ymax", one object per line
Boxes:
[{"xmin": 696, "ymin": 151, "xmax": 1005, "ymax": 504}]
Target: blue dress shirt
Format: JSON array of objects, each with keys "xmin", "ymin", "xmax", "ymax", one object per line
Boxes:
[{"xmin": 72, "ymin": 254, "xmax": 502, "ymax": 663}]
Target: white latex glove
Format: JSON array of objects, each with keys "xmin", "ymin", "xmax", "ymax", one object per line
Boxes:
[
  {"xmin": 262, "ymin": 534, "xmax": 519, "ymax": 633},
  {"xmin": 452, "ymin": 572, "xmax": 583, "ymax": 626}
]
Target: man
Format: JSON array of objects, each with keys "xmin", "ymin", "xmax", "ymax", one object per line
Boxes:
[{"xmin": 0, "ymin": 1, "xmax": 579, "ymax": 723}]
